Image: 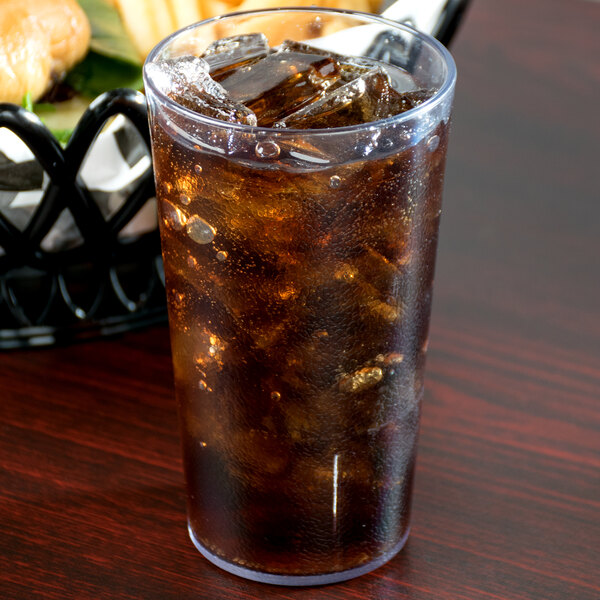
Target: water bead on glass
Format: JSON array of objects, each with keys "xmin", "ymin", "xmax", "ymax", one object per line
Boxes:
[
  {"xmin": 186, "ymin": 215, "xmax": 216, "ymax": 245},
  {"xmin": 427, "ymin": 135, "xmax": 440, "ymax": 152},
  {"xmin": 161, "ymin": 198, "xmax": 186, "ymax": 231},
  {"xmin": 255, "ymin": 141, "xmax": 281, "ymax": 159},
  {"xmin": 329, "ymin": 175, "xmax": 342, "ymax": 188}
]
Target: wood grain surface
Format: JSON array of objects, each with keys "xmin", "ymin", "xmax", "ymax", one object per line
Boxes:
[{"xmin": 1, "ymin": 0, "xmax": 599, "ymax": 598}]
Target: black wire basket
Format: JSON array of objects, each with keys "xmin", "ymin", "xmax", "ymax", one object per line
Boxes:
[
  {"xmin": 0, "ymin": 1, "xmax": 469, "ymax": 349},
  {"xmin": 0, "ymin": 89, "xmax": 166, "ymax": 348}
]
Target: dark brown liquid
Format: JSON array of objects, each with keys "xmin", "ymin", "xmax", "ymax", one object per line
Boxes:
[{"xmin": 150, "ymin": 46, "xmax": 449, "ymax": 578}]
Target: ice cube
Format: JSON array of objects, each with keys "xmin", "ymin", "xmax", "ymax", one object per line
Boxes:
[
  {"xmin": 273, "ymin": 67, "xmax": 387, "ymax": 129},
  {"xmin": 274, "ymin": 67, "xmax": 431, "ymax": 129},
  {"xmin": 278, "ymin": 39, "xmax": 345, "ymax": 61},
  {"xmin": 339, "ymin": 366, "xmax": 384, "ymax": 393},
  {"xmin": 156, "ymin": 54, "xmax": 209, "ymax": 79},
  {"xmin": 278, "ymin": 41, "xmax": 382, "ymax": 84},
  {"xmin": 146, "ymin": 55, "xmax": 208, "ymax": 99},
  {"xmin": 203, "ymin": 33, "xmax": 270, "ymax": 79},
  {"xmin": 390, "ymin": 89, "xmax": 433, "ymax": 113},
  {"xmin": 338, "ymin": 59, "xmax": 379, "ymax": 83},
  {"xmin": 353, "ymin": 246, "xmax": 401, "ymax": 292},
  {"xmin": 146, "ymin": 57, "xmax": 257, "ymax": 125},
  {"xmin": 216, "ymin": 50, "xmax": 341, "ymax": 126}
]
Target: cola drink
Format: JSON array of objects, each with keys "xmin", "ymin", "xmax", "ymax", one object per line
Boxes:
[{"xmin": 145, "ymin": 9, "xmax": 455, "ymax": 585}]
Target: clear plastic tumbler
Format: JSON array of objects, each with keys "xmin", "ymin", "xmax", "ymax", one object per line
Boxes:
[{"xmin": 144, "ymin": 8, "xmax": 456, "ymax": 585}]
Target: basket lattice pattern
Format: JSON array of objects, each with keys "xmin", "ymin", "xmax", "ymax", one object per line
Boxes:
[{"xmin": 0, "ymin": 90, "xmax": 166, "ymax": 349}]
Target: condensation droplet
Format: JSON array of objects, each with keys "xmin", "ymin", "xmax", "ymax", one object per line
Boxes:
[
  {"xmin": 162, "ymin": 199, "xmax": 186, "ymax": 231},
  {"xmin": 180, "ymin": 194, "xmax": 191, "ymax": 206},
  {"xmin": 329, "ymin": 175, "xmax": 341, "ymax": 189},
  {"xmin": 187, "ymin": 256, "xmax": 197, "ymax": 268},
  {"xmin": 198, "ymin": 380, "xmax": 208, "ymax": 391},
  {"xmin": 194, "ymin": 164, "xmax": 203, "ymax": 174},
  {"xmin": 427, "ymin": 135, "xmax": 440, "ymax": 152},
  {"xmin": 255, "ymin": 141, "xmax": 280, "ymax": 159},
  {"xmin": 162, "ymin": 182, "xmax": 172, "ymax": 194},
  {"xmin": 187, "ymin": 215, "xmax": 216, "ymax": 244},
  {"xmin": 216, "ymin": 250, "xmax": 228, "ymax": 262},
  {"xmin": 271, "ymin": 391, "xmax": 281, "ymax": 401}
]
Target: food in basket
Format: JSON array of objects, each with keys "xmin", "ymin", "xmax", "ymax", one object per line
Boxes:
[
  {"xmin": 1, "ymin": 0, "xmax": 146, "ymax": 142},
  {"xmin": 0, "ymin": 0, "xmax": 382, "ymax": 110},
  {"xmin": 0, "ymin": 0, "xmax": 91, "ymax": 105},
  {"xmin": 115, "ymin": 0, "xmax": 382, "ymax": 58}
]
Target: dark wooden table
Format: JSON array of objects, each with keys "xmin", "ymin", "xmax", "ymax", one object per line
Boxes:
[{"xmin": 2, "ymin": 0, "xmax": 599, "ymax": 598}]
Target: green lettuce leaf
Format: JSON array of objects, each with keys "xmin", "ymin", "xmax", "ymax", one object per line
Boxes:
[
  {"xmin": 67, "ymin": 0, "xmax": 143, "ymax": 98},
  {"xmin": 65, "ymin": 52, "xmax": 143, "ymax": 98},
  {"xmin": 21, "ymin": 92, "xmax": 34, "ymax": 113},
  {"xmin": 78, "ymin": 0, "xmax": 141, "ymax": 65},
  {"xmin": 22, "ymin": 95, "xmax": 92, "ymax": 146}
]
